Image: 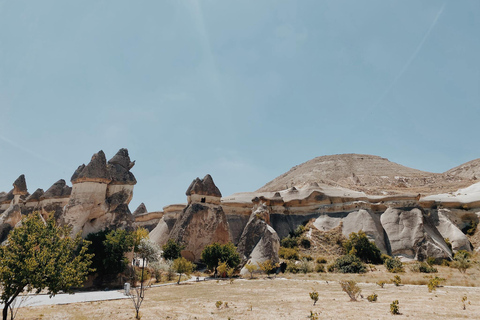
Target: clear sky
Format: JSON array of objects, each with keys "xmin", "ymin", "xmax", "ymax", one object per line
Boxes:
[{"xmin": 0, "ymin": 0, "xmax": 479, "ymax": 212}]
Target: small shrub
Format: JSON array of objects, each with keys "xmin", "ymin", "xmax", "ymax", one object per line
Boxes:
[
  {"xmin": 451, "ymin": 250, "xmax": 471, "ymax": 273},
  {"xmin": 302, "ymin": 254, "xmax": 314, "ymax": 261},
  {"xmin": 462, "ymin": 221, "xmax": 477, "ymax": 236},
  {"xmin": 392, "ymin": 275, "xmax": 401, "ymax": 286},
  {"xmin": 426, "ymin": 257, "xmax": 437, "ymax": 266},
  {"xmin": 300, "ymin": 258, "xmax": 313, "ymax": 274},
  {"xmin": 300, "ymin": 237, "xmax": 311, "ymax": 249},
  {"xmin": 244, "ymin": 263, "xmax": 258, "ymax": 279},
  {"xmin": 279, "ymin": 247, "xmax": 299, "ymax": 260},
  {"xmin": 215, "ymin": 301, "xmax": 223, "ymax": 309},
  {"xmin": 286, "ymin": 261, "xmax": 300, "ymax": 274},
  {"xmin": 410, "ymin": 261, "xmax": 437, "ymax": 273},
  {"xmin": 367, "ymin": 293, "xmax": 378, "ymax": 302},
  {"xmin": 331, "ymin": 254, "xmax": 367, "ymax": 274},
  {"xmin": 376, "ymin": 281, "xmax": 386, "ymax": 288},
  {"xmin": 380, "ymin": 254, "xmax": 391, "ymax": 263},
  {"xmin": 340, "ymin": 280, "xmax": 361, "ymax": 301},
  {"xmin": 384, "ymin": 257, "xmax": 404, "ymax": 273},
  {"xmin": 293, "ymin": 225, "xmax": 306, "ymax": 237},
  {"xmin": 315, "ymin": 264, "xmax": 326, "ymax": 273},
  {"xmin": 327, "ymin": 263, "xmax": 335, "ymax": 273},
  {"xmin": 309, "ymin": 289, "xmax": 319, "ymax": 305},
  {"xmin": 316, "ymin": 257, "xmax": 327, "ymax": 264},
  {"xmin": 461, "ymin": 295, "xmax": 470, "ymax": 310},
  {"xmin": 427, "ymin": 276, "xmax": 445, "ymax": 292},
  {"xmin": 280, "ymin": 235, "xmax": 298, "ymax": 249},
  {"xmin": 390, "ymin": 300, "xmax": 400, "ymax": 315},
  {"xmin": 308, "ymin": 311, "xmax": 319, "ymax": 320},
  {"xmin": 444, "ymin": 238, "xmax": 452, "ymax": 251}
]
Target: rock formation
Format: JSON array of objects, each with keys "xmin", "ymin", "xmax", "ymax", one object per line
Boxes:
[
  {"xmin": 237, "ymin": 203, "xmax": 280, "ymax": 275},
  {"xmin": 62, "ymin": 149, "xmax": 136, "ymax": 236},
  {"xmin": 162, "ymin": 175, "xmax": 230, "ymax": 261}
]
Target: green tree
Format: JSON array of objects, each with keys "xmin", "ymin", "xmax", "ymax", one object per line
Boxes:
[
  {"xmin": 201, "ymin": 242, "xmax": 240, "ymax": 277},
  {"xmin": 0, "ymin": 213, "xmax": 93, "ymax": 320},
  {"xmin": 161, "ymin": 239, "xmax": 185, "ymax": 261},
  {"xmin": 172, "ymin": 257, "xmax": 195, "ymax": 284},
  {"xmin": 331, "ymin": 254, "xmax": 367, "ymax": 273},
  {"xmin": 343, "ymin": 231, "xmax": 382, "ymax": 264},
  {"xmin": 85, "ymin": 229, "xmax": 134, "ymax": 284}
]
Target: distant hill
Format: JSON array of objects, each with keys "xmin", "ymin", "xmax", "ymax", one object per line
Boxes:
[{"xmin": 257, "ymin": 154, "xmax": 479, "ymax": 195}]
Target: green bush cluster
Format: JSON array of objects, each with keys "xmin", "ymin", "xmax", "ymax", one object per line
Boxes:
[
  {"xmin": 384, "ymin": 257, "xmax": 404, "ymax": 273},
  {"xmin": 330, "ymin": 254, "xmax": 367, "ymax": 273},
  {"xmin": 367, "ymin": 293, "xmax": 378, "ymax": 302},
  {"xmin": 410, "ymin": 261, "xmax": 437, "ymax": 273},
  {"xmin": 279, "ymin": 247, "xmax": 299, "ymax": 260},
  {"xmin": 343, "ymin": 231, "xmax": 382, "ymax": 264}
]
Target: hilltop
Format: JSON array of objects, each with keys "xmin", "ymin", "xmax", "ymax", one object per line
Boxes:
[{"xmin": 257, "ymin": 154, "xmax": 479, "ymax": 196}]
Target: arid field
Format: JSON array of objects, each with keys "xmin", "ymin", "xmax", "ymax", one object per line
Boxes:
[{"xmin": 18, "ymin": 264, "xmax": 480, "ymax": 320}]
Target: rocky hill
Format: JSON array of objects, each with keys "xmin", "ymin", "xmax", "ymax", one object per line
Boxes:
[{"xmin": 257, "ymin": 154, "xmax": 478, "ymax": 196}]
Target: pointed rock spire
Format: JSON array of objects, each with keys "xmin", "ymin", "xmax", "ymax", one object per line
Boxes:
[
  {"xmin": 42, "ymin": 179, "xmax": 71, "ymax": 199},
  {"xmin": 13, "ymin": 174, "xmax": 27, "ymax": 195},
  {"xmin": 26, "ymin": 188, "xmax": 44, "ymax": 202},
  {"xmin": 185, "ymin": 174, "xmax": 222, "ymax": 197},
  {"xmin": 133, "ymin": 203, "xmax": 148, "ymax": 216},
  {"xmin": 107, "ymin": 148, "xmax": 137, "ymax": 185},
  {"xmin": 71, "ymin": 151, "xmax": 111, "ymax": 184}
]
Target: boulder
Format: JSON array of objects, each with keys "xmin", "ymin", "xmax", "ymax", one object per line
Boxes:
[{"xmin": 380, "ymin": 207, "xmax": 451, "ymax": 260}]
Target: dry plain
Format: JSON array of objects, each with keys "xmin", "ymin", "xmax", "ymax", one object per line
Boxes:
[{"xmin": 18, "ymin": 265, "xmax": 480, "ymax": 320}]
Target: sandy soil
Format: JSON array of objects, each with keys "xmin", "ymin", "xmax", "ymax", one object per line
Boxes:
[{"xmin": 18, "ymin": 273, "xmax": 480, "ymax": 320}]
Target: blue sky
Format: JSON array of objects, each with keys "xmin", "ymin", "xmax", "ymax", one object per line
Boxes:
[{"xmin": 0, "ymin": 0, "xmax": 479, "ymax": 211}]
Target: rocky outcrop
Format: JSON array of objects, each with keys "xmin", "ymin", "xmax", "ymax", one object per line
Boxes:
[
  {"xmin": 186, "ymin": 174, "xmax": 222, "ymax": 204},
  {"xmin": 167, "ymin": 201, "xmax": 231, "ymax": 262},
  {"xmin": 0, "ymin": 204, "xmax": 22, "ymax": 242},
  {"xmin": 380, "ymin": 207, "xmax": 452, "ymax": 261},
  {"xmin": 13, "ymin": 175, "xmax": 28, "ymax": 196},
  {"xmin": 62, "ymin": 149, "xmax": 136, "ymax": 236},
  {"xmin": 313, "ymin": 209, "xmax": 387, "ymax": 253},
  {"xmin": 42, "ymin": 180, "xmax": 72, "ymax": 199},
  {"xmin": 432, "ymin": 209, "xmax": 472, "ymax": 252},
  {"xmin": 238, "ymin": 203, "xmax": 280, "ymax": 275},
  {"xmin": 133, "ymin": 203, "xmax": 148, "ymax": 216}
]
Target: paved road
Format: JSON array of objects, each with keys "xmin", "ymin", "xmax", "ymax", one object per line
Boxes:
[{"xmin": 5, "ymin": 276, "xmax": 209, "ymax": 308}]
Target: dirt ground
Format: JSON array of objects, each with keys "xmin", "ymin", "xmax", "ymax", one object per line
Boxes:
[{"xmin": 18, "ymin": 271, "xmax": 480, "ymax": 320}]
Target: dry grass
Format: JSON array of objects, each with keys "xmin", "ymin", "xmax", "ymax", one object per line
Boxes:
[{"xmin": 18, "ymin": 265, "xmax": 480, "ymax": 320}]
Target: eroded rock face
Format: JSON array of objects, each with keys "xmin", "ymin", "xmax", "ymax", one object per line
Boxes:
[
  {"xmin": 167, "ymin": 203, "xmax": 231, "ymax": 261},
  {"xmin": 380, "ymin": 207, "xmax": 451, "ymax": 260},
  {"xmin": 186, "ymin": 174, "xmax": 222, "ymax": 204},
  {"xmin": 62, "ymin": 149, "xmax": 136, "ymax": 236},
  {"xmin": 13, "ymin": 175, "xmax": 28, "ymax": 196},
  {"xmin": 313, "ymin": 209, "xmax": 387, "ymax": 254},
  {"xmin": 432, "ymin": 209, "xmax": 472, "ymax": 252},
  {"xmin": 133, "ymin": 203, "xmax": 148, "ymax": 216},
  {"xmin": 238, "ymin": 204, "xmax": 280, "ymax": 275},
  {"xmin": 0, "ymin": 205, "xmax": 22, "ymax": 242}
]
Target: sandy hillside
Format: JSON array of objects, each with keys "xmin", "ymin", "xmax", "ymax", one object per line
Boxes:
[{"xmin": 257, "ymin": 154, "xmax": 479, "ymax": 196}]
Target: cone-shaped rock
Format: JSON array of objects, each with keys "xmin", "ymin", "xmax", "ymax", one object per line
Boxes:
[
  {"xmin": 13, "ymin": 175, "xmax": 27, "ymax": 195},
  {"xmin": 107, "ymin": 148, "xmax": 136, "ymax": 185},
  {"xmin": 133, "ymin": 203, "xmax": 148, "ymax": 216},
  {"xmin": 26, "ymin": 188, "xmax": 45, "ymax": 202},
  {"xmin": 186, "ymin": 174, "xmax": 221, "ymax": 197},
  {"xmin": 42, "ymin": 179, "xmax": 71, "ymax": 199},
  {"xmin": 71, "ymin": 151, "xmax": 110, "ymax": 184},
  {"xmin": 238, "ymin": 203, "xmax": 280, "ymax": 275},
  {"xmin": 0, "ymin": 190, "xmax": 13, "ymax": 204}
]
